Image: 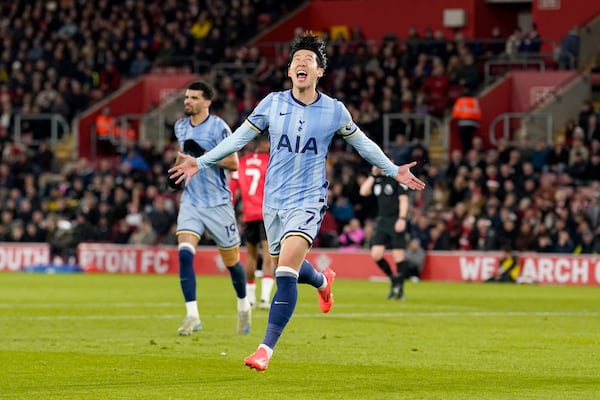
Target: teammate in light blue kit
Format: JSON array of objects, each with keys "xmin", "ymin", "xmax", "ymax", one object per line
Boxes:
[
  {"xmin": 170, "ymin": 34, "xmax": 425, "ymax": 371},
  {"xmin": 170, "ymin": 81, "xmax": 251, "ymax": 337}
]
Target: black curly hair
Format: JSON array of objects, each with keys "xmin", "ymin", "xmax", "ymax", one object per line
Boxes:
[
  {"xmin": 288, "ymin": 32, "xmax": 328, "ymax": 71},
  {"xmin": 187, "ymin": 81, "xmax": 215, "ymax": 100}
]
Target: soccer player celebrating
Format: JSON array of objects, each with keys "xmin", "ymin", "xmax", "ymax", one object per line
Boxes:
[
  {"xmin": 170, "ymin": 81, "xmax": 251, "ymax": 337},
  {"xmin": 169, "ymin": 33, "xmax": 425, "ymax": 371},
  {"xmin": 230, "ymin": 134, "xmax": 275, "ymax": 310}
]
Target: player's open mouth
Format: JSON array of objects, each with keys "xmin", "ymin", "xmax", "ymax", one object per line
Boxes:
[{"xmin": 296, "ymin": 71, "xmax": 307, "ymax": 82}]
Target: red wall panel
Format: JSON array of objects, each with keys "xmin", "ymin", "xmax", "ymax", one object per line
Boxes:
[
  {"xmin": 259, "ymin": 0, "xmax": 525, "ymax": 45},
  {"xmin": 72, "ymin": 244, "xmax": 600, "ymax": 286},
  {"xmin": 259, "ymin": 0, "xmax": 479, "ymax": 44},
  {"xmin": 510, "ymin": 70, "xmax": 577, "ymax": 112},
  {"xmin": 532, "ymin": 0, "xmax": 600, "ymax": 44}
]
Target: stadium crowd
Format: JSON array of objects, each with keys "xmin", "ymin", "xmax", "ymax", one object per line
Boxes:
[
  {"xmin": 0, "ymin": 0, "xmax": 302, "ymax": 141},
  {"xmin": 1, "ymin": 1, "xmax": 599, "ymax": 262}
]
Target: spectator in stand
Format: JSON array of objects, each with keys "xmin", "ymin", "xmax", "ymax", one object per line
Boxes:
[
  {"xmin": 72, "ymin": 211, "xmax": 98, "ymax": 245},
  {"xmin": 568, "ymin": 150, "xmax": 589, "ymax": 184},
  {"xmin": 585, "ymin": 153, "xmax": 600, "ymax": 182},
  {"xmin": 147, "ymin": 195, "xmax": 175, "ymax": 237},
  {"xmin": 535, "ymin": 230, "xmax": 554, "ymax": 252},
  {"xmin": 498, "ymin": 214, "xmax": 518, "ymax": 250},
  {"xmin": 113, "ymin": 219, "xmax": 132, "ymax": 244},
  {"xmin": 429, "ymin": 220, "xmax": 452, "ymax": 250},
  {"xmin": 404, "ymin": 26, "xmax": 421, "ymax": 67},
  {"xmin": 469, "ymin": 217, "xmax": 497, "ymax": 251},
  {"xmin": 114, "ymin": 120, "xmax": 138, "ymax": 145},
  {"xmin": 338, "ymin": 218, "xmax": 365, "ymax": 250},
  {"xmin": 6, "ymin": 220, "xmax": 26, "ymax": 242},
  {"xmin": 465, "ymin": 184, "xmax": 486, "ymax": 216},
  {"xmin": 513, "ymin": 220, "xmax": 537, "ymax": 252},
  {"xmin": 129, "ymin": 50, "xmax": 152, "ymax": 78},
  {"xmin": 331, "ymin": 194, "xmax": 354, "ymax": 228},
  {"xmin": 545, "ymin": 139, "xmax": 570, "ymax": 173},
  {"xmin": 527, "ymin": 139, "xmax": 552, "ymax": 172},
  {"xmin": 448, "ymin": 172, "xmax": 469, "ymax": 207},
  {"xmin": 575, "ymin": 230, "xmax": 598, "ymax": 254},
  {"xmin": 389, "ymin": 133, "xmax": 413, "ymax": 165},
  {"xmin": 420, "ymin": 57, "xmax": 449, "ymax": 118},
  {"xmin": 23, "ymin": 220, "xmax": 46, "ymax": 243},
  {"xmin": 484, "ymin": 27, "xmax": 506, "ymax": 57},
  {"xmin": 553, "ymin": 229, "xmax": 575, "ymax": 253},
  {"xmin": 120, "ymin": 145, "xmax": 151, "ymax": 178},
  {"xmin": 505, "ymin": 27, "xmax": 523, "ymax": 59},
  {"xmin": 521, "ymin": 23, "xmax": 542, "ymax": 53},
  {"xmin": 464, "ymin": 147, "xmax": 486, "ymax": 171},
  {"xmin": 569, "ymin": 130, "xmax": 589, "ymax": 164},
  {"xmin": 445, "ymin": 149, "xmax": 465, "ymax": 181},
  {"xmin": 128, "ymin": 215, "xmax": 157, "ymax": 245},
  {"xmin": 96, "ymin": 216, "xmax": 113, "ymax": 243},
  {"xmin": 98, "ymin": 62, "xmax": 121, "ymax": 95},
  {"xmin": 559, "ymin": 27, "xmax": 580, "ymax": 69},
  {"xmin": 410, "ymin": 215, "xmax": 432, "ymax": 248},
  {"xmin": 446, "ymin": 54, "xmax": 462, "ymax": 87},
  {"xmin": 455, "ymin": 53, "xmax": 480, "ymax": 93},
  {"xmin": 578, "ymin": 100, "xmax": 595, "ymax": 133},
  {"xmin": 562, "ymin": 119, "xmax": 579, "ymax": 146},
  {"xmin": 586, "ymin": 113, "xmax": 600, "ymax": 144}
]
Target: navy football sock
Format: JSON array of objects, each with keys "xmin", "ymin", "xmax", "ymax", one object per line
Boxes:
[
  {"xmin": 227, "ymin": 261, "xmax": 247, "ymax": 298},
  {"xmin": 263, "ymin": 267, "xmax": 298, "ymax": 349},
  {"xmin": 297, "ymin": 259, "xmax": 325, "ymax": 288},
  {"xmin": 178, "ymin": 246, "xmax": 196, "ymax": 302}
]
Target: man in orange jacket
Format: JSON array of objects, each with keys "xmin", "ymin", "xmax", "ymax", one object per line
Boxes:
[
  {"xmin": 452, "ymin": 95, "xmax": 482, "ymax": 153},
  {"xmin": 95, "ymin": 106, "xmax": 116, "ymax": 155}
]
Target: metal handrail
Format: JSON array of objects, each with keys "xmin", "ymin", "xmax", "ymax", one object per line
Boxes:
[
  {"xmin": 382, "ymin": 113, "xmax": 444, "ymax": 151},
  {"xmin": 152, "ymin": 57, "xmax": 211, "ymax": 74},
  {"xmin": 13, "ymin": 113, "xmax": 70, "ymax": 146},
  {"xmin": 484, "ymin": 59, "xmax": 546, "ymax": 85},
  {"xmin": 488, "ymin": 112, "xmax": 552, "ymax": 146}
]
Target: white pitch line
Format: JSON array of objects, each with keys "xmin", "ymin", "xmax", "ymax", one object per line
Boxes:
[
  {"xmin": 0, "ymin": 310, "xmax": 598, "ymax": 321},
  {"xmin": 0, "ymin": 302, "xmax": 179, "ymax": 309}
]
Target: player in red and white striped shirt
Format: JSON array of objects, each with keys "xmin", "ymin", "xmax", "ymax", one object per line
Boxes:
[{"xmin": 230, "ymin": 135, "xmax": 274, "ymax": 309}]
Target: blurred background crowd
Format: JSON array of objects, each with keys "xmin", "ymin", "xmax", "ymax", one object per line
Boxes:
[{"xmin": 1, "ymin": 0, "xmax": 600, "ymax": 262}]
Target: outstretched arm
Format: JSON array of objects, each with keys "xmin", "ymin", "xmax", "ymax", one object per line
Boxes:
[{"xmin": 346, "ymin": 131, "xmax": 425, "ymax": 190}]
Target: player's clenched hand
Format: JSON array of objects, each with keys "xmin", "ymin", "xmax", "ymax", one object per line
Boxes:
[
  {"xmin": 168, "ymin": 152, "xmax": 200, "ymax": 185},
  {"xmin": 395, "ymin": 161, "xmax": 426, "ymax": 190}
]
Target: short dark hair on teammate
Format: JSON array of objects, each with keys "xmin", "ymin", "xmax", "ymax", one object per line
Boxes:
[
  {"xmin": 288, "ymin": 32, "xmax": 328, "ymax": 70},
  {"xmin": 188, "ymin": 81, "xmax": 215, "ymax": 100}
]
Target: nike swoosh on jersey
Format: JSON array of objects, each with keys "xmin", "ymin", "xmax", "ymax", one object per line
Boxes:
[{"xmin": 279, "ymin": 112, "xmax": 291, "ymax": 116}]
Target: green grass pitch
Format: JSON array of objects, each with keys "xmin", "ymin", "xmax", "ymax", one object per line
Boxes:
[{"xmin": 0, "ymin": 272, "xmax": 598, "ymax": 399}]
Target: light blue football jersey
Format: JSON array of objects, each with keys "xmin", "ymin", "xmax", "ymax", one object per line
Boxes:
[
  {"xmin": 195, "ymin": 90, "xmax": 399, "ymax": 209},
  {"xmin": 174, "ymin": 115, "xmax": 233, "ymax": 208},
  {"xmin": 247, "ymin": 90, "xmax": 359, "ymax": 209}
]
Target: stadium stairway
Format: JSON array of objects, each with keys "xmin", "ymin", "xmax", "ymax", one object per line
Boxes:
[
  {"xmin": 427, "ymin": 126, "xmax": 446, "ymax": 167},
  {"xmin": 53, "ymin": 132, "xmax": 75, "ymax": 168}
]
